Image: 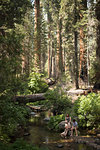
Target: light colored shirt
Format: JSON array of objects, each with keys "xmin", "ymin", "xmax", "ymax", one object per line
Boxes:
[{"xmin": 73, "ymin": 121, "xmax": 78, "ymax": 127}]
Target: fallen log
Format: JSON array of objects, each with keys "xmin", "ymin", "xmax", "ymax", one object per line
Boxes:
[{"xmin": 15, "ymin": 93, "xmax": 46, "ymax": 104}]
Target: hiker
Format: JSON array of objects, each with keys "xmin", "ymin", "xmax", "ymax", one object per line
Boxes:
[
  {"xmin": 61, "ymin": 120, "xmax": 71, "ymax": 138},
  {"xmin": 65, "ymin": 114, "xmax": 71, "ymax": 123},
  {"xmin": 65, "ymin": 113, "xmax": 71, "ymax": 130},
  {"xmin": 71, "ymin": 119, "xmax": 78, "ymax": 136}
]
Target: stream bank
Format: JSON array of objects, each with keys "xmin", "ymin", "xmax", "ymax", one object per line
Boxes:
[{"xmin": 23, "ymin": 110, "xmax": 99, "ymax": 150}]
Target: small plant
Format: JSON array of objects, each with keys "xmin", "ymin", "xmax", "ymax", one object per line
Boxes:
[{"xmin": 28, "ymin": 70, "xmax": 48, "ymax": 94}]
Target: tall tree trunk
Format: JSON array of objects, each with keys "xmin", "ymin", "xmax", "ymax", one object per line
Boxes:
[
  {"xmin": 48, "ymin": 33, "xmax": 52, "ymax": 78},
  {"xmin": 79, "ymin": 28, "xmax": 85, "ymax": 83},
  {"xmin": 47, "ymin": 6, "xmax": 51, "ymax": 78},
  {"xmin": 56, "ymin": 18, "xmax": 63, "ymax": 79},
  {"xmin": 74, "ymin": 0, "xmax": 79, "ymax": 89},
  {"xmin": 94, "ymin": 0, "xmax": 100, "ymax": 87},
  {"xmin": 48, "ymin": 36, "xmax": 51, "ymax": 78},
  {"xmin": 59, "ymin": 18, "xmax": 63, "ymax": 73},
  {"xmin": 34, "ymin": 0, "xmax": 41, "ymax": 71},
  {"xmin": 74, "ymin": 31, "xmax": 79, "ymax": 89},
  {"xmin": 96, "ymin": 0, "xmax": 100, "ymax": 60},
  {"xmin": 22, "ymin": 39, "xmax": 31, "ymax": 76},
  {"xmin": 51, "ymin": 40, "xmax": 56, "ymax": 78},
  {"xmin": 79, "ymin": 0, "xmax": 87, "ymax": 86}
]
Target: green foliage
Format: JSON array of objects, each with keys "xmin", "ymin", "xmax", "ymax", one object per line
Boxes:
[
  {"xmin": 0, "ymin": 94, "xmax": 30, "ymax": 141},
  {"xmin": 0, "ymin": 139, "xmax": 48, "ymax": 150},
  {"xmin": 73, "ymin": 93, "xmax": 100, "ymax": 129},
  {"xmin": 0, "ymin": 0, "xmax": 33, "ymax": 95},
  {"xmin": 45, "ymin": 88, "xmax": 72, "ymax": 114},
  {"xmin": 47, "ymin": 114, "xmax": 64, "ymax": 131},
  {"xmin": 28, "ymin": 71, "xmax": 48, "ymax": 94},
  {"xmin": 0, "ymin": 0, "xmax": 34, "ymax": 143},
  {"xmin": 90, "ymin": 60, "xmax": 100, "ymax": 84},
  {"xmin": 0, "ymin": 0, "xmax": 32, "ymax": 28},
  {"xmin": 0, "ymin": 30, "xmax": 23, "ymax": 93},
  {"xmin": 28, "ymin": 99, "xmax": 49, "ymax": 108}
]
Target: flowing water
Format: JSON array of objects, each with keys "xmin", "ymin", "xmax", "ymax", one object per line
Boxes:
[{"xmin": 24, "ymin": 111, "xmax": 96, "ymax": 150}]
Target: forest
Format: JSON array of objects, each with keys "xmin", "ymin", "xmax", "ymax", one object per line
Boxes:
[{"xmin": 0, "ymin": 0, "xmax": 100, "ymax": 150}]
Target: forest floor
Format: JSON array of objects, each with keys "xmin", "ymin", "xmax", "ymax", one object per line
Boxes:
[{"xmin": 51, "ymin": 78, "xmax": 100, "ymax": 102}]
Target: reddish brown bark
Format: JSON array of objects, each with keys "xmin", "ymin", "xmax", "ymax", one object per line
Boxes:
[
  {"xmin": 56, "ymin": 18, "xmax": 63, "ymax": 78},
  {"xmin": 34, "ymin": 0, "xmax": 41, "ymax": 71},
  {"xmin": 47, "ymin": 6, "xmax": 52, "ymax": 78},
  {"xmin": 79, "ymin": 1, "xmax": 87, "ymax": 85},
  {"xmin": 96, "ymin": 0, "xmax": 100, "ymax": 60},
  {"xmin": 79, "ymin": 28, "xmax": 85, "ymax": 80}
]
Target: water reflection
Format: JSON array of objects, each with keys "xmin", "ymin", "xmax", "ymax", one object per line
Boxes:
[{"xmin": 25, "ymin": 111, "xmax": 96, "ymax": 150}]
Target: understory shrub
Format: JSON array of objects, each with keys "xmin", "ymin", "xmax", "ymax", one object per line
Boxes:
[
  {"xmin": 28, "ymin": 70, "xmax": 48, "ymax": 94},
  {"xmin": 45, "ymin": 88, "xmax": 72, "ymax": 115},
  {"xmin": 0, "ymin": 94, "xmax": 30, "ymax": 142},
  {"xmin": 74, "ymin": 93, "xmax": 100, "ymax": 129}
]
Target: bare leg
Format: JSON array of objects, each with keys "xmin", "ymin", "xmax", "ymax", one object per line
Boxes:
[
  {"xmin": 65, "ymin": 129, "xmax": 68, "ymax": 137},
  {"xmin": 71, "ymin": 127, "xmax": 73, "ymax": 136},
  {"xmin": 75, "ymin": 127, "xmax": 78, "ymax": 136},
  {"xmin": 61, "ymin": 129, "xmax": 67, "ymax": 138}
]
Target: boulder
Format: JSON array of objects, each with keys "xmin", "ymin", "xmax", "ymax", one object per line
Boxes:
[
  {"xmin": 43, "ymin": 117, "xmax": 50, "ymax": 121},
  {"xmin": 59, "ymin": 121, "xmax": 66, "ymax": 129},
  {"xmin": 30, "ymin": 112, "xmax": 36, "ymax": 116},
  {"xmin": 24, "ymin": 132, "xmax": 30, "ymax": 136}
]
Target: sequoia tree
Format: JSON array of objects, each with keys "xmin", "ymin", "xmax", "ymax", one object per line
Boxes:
[
  {"xmin": 95, "ymin": 0, "xmax": 100, "ymax": 60},
  {"xmin": 79, "ymin": 0, "xmax": 87, "ymax": 85},
  {"xmin": 34, "ymin": 0, "xmax": 41, "ymax": 71},
  {"xmin": 94, "ymin": 0, "xmax": 100, "ymax": 87}
]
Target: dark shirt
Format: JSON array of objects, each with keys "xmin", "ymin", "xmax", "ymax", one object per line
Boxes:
[{"xmin": 65, "ymin": 117, "xmax": 70, "ymax": 122}]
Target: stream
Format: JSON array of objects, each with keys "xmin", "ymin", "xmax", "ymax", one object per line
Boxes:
[{"xmin": 24, "ymin": 110, "xmax": 96, "ymax": 150}]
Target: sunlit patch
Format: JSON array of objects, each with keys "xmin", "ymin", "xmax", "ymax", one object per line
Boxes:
[{"xmin": 43, "ymin": 138, "xmax": 74, "ymax": 144}]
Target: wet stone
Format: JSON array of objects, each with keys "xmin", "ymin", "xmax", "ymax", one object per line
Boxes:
[
  {"xmin": 96, "ymin": 145, "xmax": 100, "ymax": 150},
  {"xmin": 30, "ymin": 112, "xmax": 36, "ymax": 116},
  {"xmin": 57, "ymin": 143, "xmax": 64, "ymax": 148},
  {"xmin": 43, "ymin": 117, "xmax": 50, "ymax": 121},
  {"xmin": 24, "ymin": 132, "xmax": 30, "ymax": 136},
  {"xmin": 77, "ymin": 139, "xmax": 81, "ymax": 143},
  {"xmin": 93, "ymin": 143, "xmax": 98, "ymax": 149},
  {"xmin": 95, "ymin": 138, "xmax": 100, "ymax": 145},
  {"xmin": 85, "ymin": 141, "xmax": 89, "ymax": 144}
]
